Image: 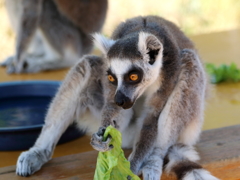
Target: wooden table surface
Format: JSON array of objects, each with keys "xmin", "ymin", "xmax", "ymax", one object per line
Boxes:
[{"xmin": 0, "ymin": 125, "xmax": 239, "ymax": 180}]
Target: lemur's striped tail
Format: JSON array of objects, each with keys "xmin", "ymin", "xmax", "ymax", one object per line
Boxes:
[{"xmin": 164, "ymin": 144, "xmax": 219, "ymax": 180}]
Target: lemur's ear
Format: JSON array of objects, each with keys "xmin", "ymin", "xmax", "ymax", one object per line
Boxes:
[
  {"xmin": 138, "ymin": 32, "xmax": 163, "ymax": 65},
  {"xmin": 92, "ymin": 33, "xmax": 115, "ymax": 55}
]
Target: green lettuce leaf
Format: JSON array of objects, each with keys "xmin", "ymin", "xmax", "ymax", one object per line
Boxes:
[{"xmin": 94, "ymin": 125, "xmax": 140, "ymax": 180}]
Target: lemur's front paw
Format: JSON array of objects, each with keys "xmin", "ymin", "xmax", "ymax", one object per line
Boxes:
[
  {"xmin": 129, "ymin": 151, "xmax": 163, "ymax": 179},
  {"xmin": 1, "ymin": 55, "xmax": 42, "ymax": 74},
  {"xmin": 141, "ymin": 165, "xmax": 162, "ymax": 180},
  {"xmin": 90, "ymin": 127, "xmax": 113, "ymax": 152},
  {"xmin": 129, "ymin": 160, "xmax": 162, "ymax": 180},
  {"xmin": 1, "ymin": 55, "xmax": 18, "ymax": 74},
  {"xmin": 16, "ymin": 148, "xmax": 49, "ymax": 177},
  {"xmin": 1, "ymin": 55, "xmax": 14, "ymax": 67}
]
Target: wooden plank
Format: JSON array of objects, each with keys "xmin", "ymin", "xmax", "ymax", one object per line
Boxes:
[
  {"xmin": 203, "ymin": 158, "xmax": 240, "ymax": 180},
  {"xmin": 197, "ymin": 124, "xmax": 240, "ymax": 164},
  {"xmin": 0, "ymin": 150, "xmax": 99, "ymax": 180},
  {"xmin": 0, "ymin": 125, "xmax": 240, "ymax": 179}
]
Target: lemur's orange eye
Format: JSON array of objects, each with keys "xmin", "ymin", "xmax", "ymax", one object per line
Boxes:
[
  {"xmin": 108, "ymin": 75, "xmax": 115, "ymax": 82},
  {"xmin": 129, "ymin": 74, "xmax": 139, "ymax": 81}
]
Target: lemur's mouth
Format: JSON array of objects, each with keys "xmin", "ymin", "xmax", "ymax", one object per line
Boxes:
[
  {"xmin": 115, "ymin": 99, "xmax": 134, "ymax": 109},
  {"xmin": 114, "ymin": 91, "xmax": 135, "ymax": 109},
  {"xmin": 121, "ymin": 102, "xmax": 134, "ymax": 109}
]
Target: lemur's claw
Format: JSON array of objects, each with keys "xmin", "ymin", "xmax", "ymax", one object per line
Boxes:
[
  {"xmin": 97, "ymin": 127, "xmax": 106, "ymax": 136},
  {"xmin": 90, "ymin": 127, "xmax": 113, "ymax": 152}
]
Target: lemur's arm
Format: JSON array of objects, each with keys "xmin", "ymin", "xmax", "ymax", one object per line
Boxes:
[
  {"xmin": 16, "ymin": 56, "xmax": 95, "ymax": 176},
  {"xmin": 129, "ymin": 90, "xmax": 174, "ymax": 174},
  {"xmin": 91, "ymin": 94, "xmax": 134, "ymax": 152},
  {"xmin": 101, "ymin": 102, "xmax": 121, "ymax": 127}
]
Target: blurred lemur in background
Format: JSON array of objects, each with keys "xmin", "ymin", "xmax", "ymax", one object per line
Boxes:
[{"xmin": 1, "ymin": 0, "xmax": 107, "ymax": 73}]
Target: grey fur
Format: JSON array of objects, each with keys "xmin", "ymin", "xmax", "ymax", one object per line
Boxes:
[
  {"xmin": 16, "ymin": 16, "xmax": 218, "ymax": 180},
  {"xmin": 16, "ymin": 55, "xmax": 106, "ymax": 176},
  {"xmin": 2, "ymin": 0, "xmax": 107, "ymax": 73}
]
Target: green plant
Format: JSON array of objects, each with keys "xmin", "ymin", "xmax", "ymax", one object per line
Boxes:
[
  {"xmin": 206, "ymin": 63, "xmax": 240, "ymax": 84},
  {"xmin": 94, "ymin": 126, "xmax": 140, "ymax": 180}
]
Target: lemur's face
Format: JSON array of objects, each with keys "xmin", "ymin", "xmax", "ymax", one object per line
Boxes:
[{"xmin": 93, "ymin": 32, "xmax": 163, "ymax": 109}]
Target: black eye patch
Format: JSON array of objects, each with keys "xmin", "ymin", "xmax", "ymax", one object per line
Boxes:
[
  {"xmin": 124, "ymin": 67, "xmax": 143, "ymax": 84},
  {"xmin": 106, "ymin": 69, "xmax": 118, "ymax": 85}
]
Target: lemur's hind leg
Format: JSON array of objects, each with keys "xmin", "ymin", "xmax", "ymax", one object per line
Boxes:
[
  {"xmin": 4, "ymin": 0, "xmax": 41, "ymax": 74},
  {"xmin": 4, "ymin": 0, "xmax": 85, "ymax": 74},
  {"xmin": 161, "ymin": 50, "xmax": 218, "ymax": 180},
  {"xmin": 129, "ymin": 49, "xmax": 207, "ymax": 180},
  {"xmin": 19, "ymin": 0, "xmax": 89, "ymax": 73},
  {"xmin": 16, "ymin": 55, "xmax": 104, "ymax": 177},
  {"xmin": 162, "ymin": 52, "xmax": 218, "ymax": 180}
]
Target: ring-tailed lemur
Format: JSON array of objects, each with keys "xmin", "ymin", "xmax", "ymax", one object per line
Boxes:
[
  {"xmin": 16, "ymin": 16, "xmax": 219, "ymax": 180},
  {"xmin": 1, "ymin": 0, "xmax": 107, "ymax": 73}
]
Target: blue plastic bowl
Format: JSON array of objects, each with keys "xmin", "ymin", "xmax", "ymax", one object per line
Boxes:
[{"xmin": 0, "ymin": 81, "xmax": 85, "ymax": 151}]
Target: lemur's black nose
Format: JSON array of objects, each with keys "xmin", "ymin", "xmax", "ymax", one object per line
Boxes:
[
  {"xmin": 114, "ymin": 91, "xmax": 133, "ymax": 109},
  {"xmin": 115, "ymin": 99, "xmax": 124, "ymax": 106},
  {"xmin": 114, "ymin": 91, "xmax": 125, "ymax": 106}
]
